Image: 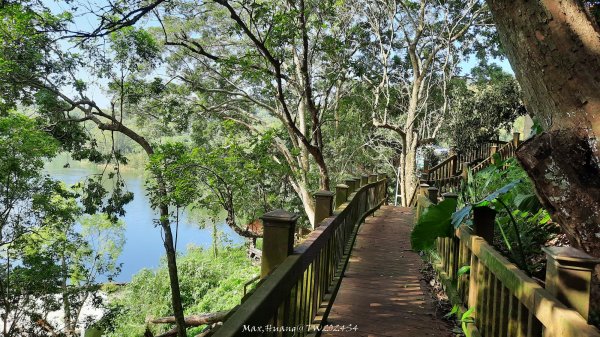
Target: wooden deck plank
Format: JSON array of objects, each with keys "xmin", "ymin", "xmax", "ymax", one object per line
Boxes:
[{"xmin": 321, "ymin": 206, "xmax": 452, "ymax": 337}]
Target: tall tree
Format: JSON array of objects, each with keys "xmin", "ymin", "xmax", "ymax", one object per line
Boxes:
[
  {"xmin": 484, "ymin": 0, "xmax": 600, "ymax": 321},
  {"xmin": 355, "ymin": 0, "xmax": 489, "ymax": 206},
  {"xmin": 0, "ymin": 5, "xmax": 190, "ymax": 335},
  {"xmin": 154, "ymin": 0, "xmax": 360, "ymax": 225}
]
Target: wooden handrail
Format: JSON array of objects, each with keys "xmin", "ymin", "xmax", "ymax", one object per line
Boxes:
[
  {"xmin": 471, "ymin": 141, "xmax": 515, "ymax": 174},
  {"xmin": 421, "ymin": 202, "xmax": 600, "ymax": 337},
  {"xmin": 423, "ymin": 137, "xmax": 520, "ymax": 196},
  {"xmin": 408, "ymin": 184, "xmax": 419, "ymax": 207},
  {"xmin": 212, "ymin": 179, "xmax": 387, "ymax": 337},
  {"xmin": 428, "ymin": 154, "xmax": 458, "ymax": 173}
]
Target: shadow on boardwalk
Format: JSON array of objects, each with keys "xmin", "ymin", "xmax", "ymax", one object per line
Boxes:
[{"xmin": 322, "ymin": 206, "xmax": 453, "ymax": 337}]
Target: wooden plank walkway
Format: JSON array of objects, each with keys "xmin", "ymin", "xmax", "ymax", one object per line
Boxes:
[{"xmin": 322, "ymin": 206, "xmax": 452, "ymax": 337}]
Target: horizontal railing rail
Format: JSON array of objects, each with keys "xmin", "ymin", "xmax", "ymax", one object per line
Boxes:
[{"xmin": 211, "ymin": 177, "xmax": 387, "ymax": 337}]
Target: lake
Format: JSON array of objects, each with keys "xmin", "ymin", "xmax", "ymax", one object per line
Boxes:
[{"xmin": 44, "ymin": 160, "xmax": 244, "ymax": 282}]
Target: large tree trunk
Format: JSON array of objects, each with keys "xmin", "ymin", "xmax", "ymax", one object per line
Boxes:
[
  {"xmin": 399, "ymin": 141, "xmax": 418, "ymax": 207},
  {"xmin": 485, "ymin": 0, "xmax": 600, "ymax": 322}
]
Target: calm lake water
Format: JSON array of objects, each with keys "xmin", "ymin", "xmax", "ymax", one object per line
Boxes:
[{"xmin": 44, "ymin": 160, "xmax": 243, "ymax": 282}]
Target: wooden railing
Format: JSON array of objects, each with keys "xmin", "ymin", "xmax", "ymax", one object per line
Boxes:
[
  {"xmin": 427, "ymin": 154, "xmax": 459, "ymax": 182},
  {"xmin": 211, "ymin": 176, "xmax": 387, "ymax": 337},
  {"xmin": 421, "ymin": 195, "xmax": 600, "ymax": 337},
  {"xmin": 457, "ymin": 140, "xmax": 507, "ymax": 165},
  {"xmin": 410, "ymin": 133, "xmax": 522, "ymax": 206},
  {"xmin": 471, "ymin": 141, "xmax": 517, "ymax": 174},
  {"xmin": 408, "ymin": 185, "xmax": 419, "ymax": 208}
]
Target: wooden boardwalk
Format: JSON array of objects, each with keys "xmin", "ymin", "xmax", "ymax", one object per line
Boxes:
[{"xmin": 322, "ymin": 206, "xmax": 452, "ymax": 337}]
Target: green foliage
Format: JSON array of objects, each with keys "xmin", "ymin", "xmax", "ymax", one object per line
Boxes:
[
  {"xmin": 451, "ymin": 179, "xmax": 522, "ymax": 228},
  {"xmin": 0, "ymin": 113, "xmax": 60, "ymax": 246},
  {"xmin": 0, "ymin": 113, "xmax": 127, "ymax": 334},
  {"xmin": 456, "ymin": 159, "xmax": 559, "ymax": 276},
  {"xmin": 147, "ymin": 120, "xmax": 295, "ymax": 230},
  {"xmin": 456, "ymin": 266, "xmax": 470, "ymax": 278},
  {"xmin": 410, "ymin": 198, "xmax": 458, "ymax": 251},
  {"xmin": 104, "ymin": 245, "xmax": 259, "ymax": 337},
  {"xmin": 445, "ymin": 67, "xmax": 526, "ymax": 151},
  {"xmin": 0, "ymin": 2, "xmax": 65, "ymax": 113},
  {"xmin": 460, "ymin": 307, "xmax": 475, "ymax": 337},
  {"xmin": 2, "ymin": 189, "xmax": 125, "ymax": 335},
  {"xmin": 445, "ymin": 305, "xmax": 475, "ymax": 337}
]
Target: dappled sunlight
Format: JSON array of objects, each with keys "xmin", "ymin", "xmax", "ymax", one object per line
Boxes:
[{"xmin": 323, "ymin": 206, "xmax": 451, "ymax": 336}]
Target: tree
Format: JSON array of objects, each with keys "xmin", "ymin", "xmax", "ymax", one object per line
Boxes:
[
  {"xmin": 147, "ymin": 120, "xmax": 295, "ymax": 240},
  {"xmin": 0, "ymin": 4, "xmax": 190, "ymax": 335},
  {"xmin": 0, "ymin": 113, "xmax": 125, "ymax": 336},
  {"xmin": 443, "ymin": 66, "xmax": 526, "ymax": 151},
  {"xmin": 152, "ymin": 0, "xmax": 360, "ymax": 225},
  {"xmin": 483, "ymin": 0, "xmax": 600, "ymax": 322},
  {"xmin": 354, "ymin": 0, "xmax": 489, "ymax": 206},
  {"xmin": 0, "ymin": 113, "xmax": 61, "ymax": 336},
  {"xmin": 19, "ymin": 207, "xmax": 125, "ymax": 336}
]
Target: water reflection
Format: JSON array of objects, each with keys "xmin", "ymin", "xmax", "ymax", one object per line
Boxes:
[{"xmin": 43, "ymin": 160, "xmax": 243, "ymax": 282}]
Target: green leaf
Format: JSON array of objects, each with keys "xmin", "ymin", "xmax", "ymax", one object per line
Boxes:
[
  {"xmin": 476, "ymin": 179, "xmax": 521, "ymax": 205},
  {"xmin": 461, "ymin": 306, "xmax": 475, "ymax": 322},
  {"xmin": 451, "ymin": 204, "xmax": 472, "ymax": 228},
  {"xmin": 410, "ymin": 198, "xmax": 458, "ymax": 251},
  {"xmin": 457, "ymin": 265, "xmax": 471, "ymax": 277},
  {"xmin": 444, "ymin": 304, "xmax": 459, "ymax": 318},
  {"xmin": 514, "ymin": 193, "xmax": 541, "ymax": 213},
  {"xmin": 461, "ymin": 307, "xmax": 476, "ymax": 337}
]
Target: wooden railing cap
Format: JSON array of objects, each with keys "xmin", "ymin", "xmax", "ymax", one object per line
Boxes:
[
  {"xmin": 260, "ymin": 209, "xmax": 299, "ymax": 226},
  {"xmin": 336, "ymin": 184, "xmax": 349, "ymax": 188},
  {"xmin": 314, "ymin": 190, "xmax": 335, "ymax": 197},
  {"xmin": 543, "ymin": 246, "xmax": 600, "ymax": 265}
]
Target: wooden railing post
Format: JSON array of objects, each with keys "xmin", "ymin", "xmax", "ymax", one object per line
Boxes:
[
  {"xmin": 353, "ymin": 177, "xmax": 361, "ymax": 190},
  {"xmin": 368, "ymin": 173, "xmax": 378, "ymax": 183},
  {"xmin": 443, "ymin": 193, "xmax": 459, "ymax": 281},
  {"xmin": 427, "ymin": 187, "xmax": 438, "ymax": 204},
  {"xmin": 378, "ymin": 173, "xmax": 388, "ymax": 204},
  {"xmin": 415, "ymin": 183, "xmax": 430, "ymax": 221},
  {"xmin": 260, "ymin": 210, "xmax": 298, "ymax": 278},
  {"xmin": 419, "ymin": 183, "xmax": 430, "ymax": 197},
  {"xmin": 360, "ymin": 175, "xmax": 368, "ymax": 186},
  {"xmin": 542, "ymin": 247, "xmax": 600, "ymax": 323},
  {"xmin": 490, "ymin": 145, "xmax": 498, "ymax": 163},
  {"xmin": 451, "ymin": 155, "xmax": 458, "ymax": 175},
  {"xmin": 313, "ymin": 190, "xmax": 335, "ymax": 227},
  {"xmin": 512, "ymin": 132, "xmax": 521, "ymax": 147},
  {"xmin": 461, "ymin": 162, "xmax": 469, "ymax": 182},
  {"xmin": 345, "ymin": 178, "xmax": 356, "ymax": 194},
  {"xmin": 420, "ymin": 172, "xmax": 430, "ymax": 184},
  {"xmin": 442, "ymin": 192, "xmax": 458, "ymax": 201},
  {"xmin": 335, "ymin": 184, "xmax": 349, "ymax": 208},
  {"xmin": 473, "ymin": 206, "xmax": 496, "ymax": 243}
]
